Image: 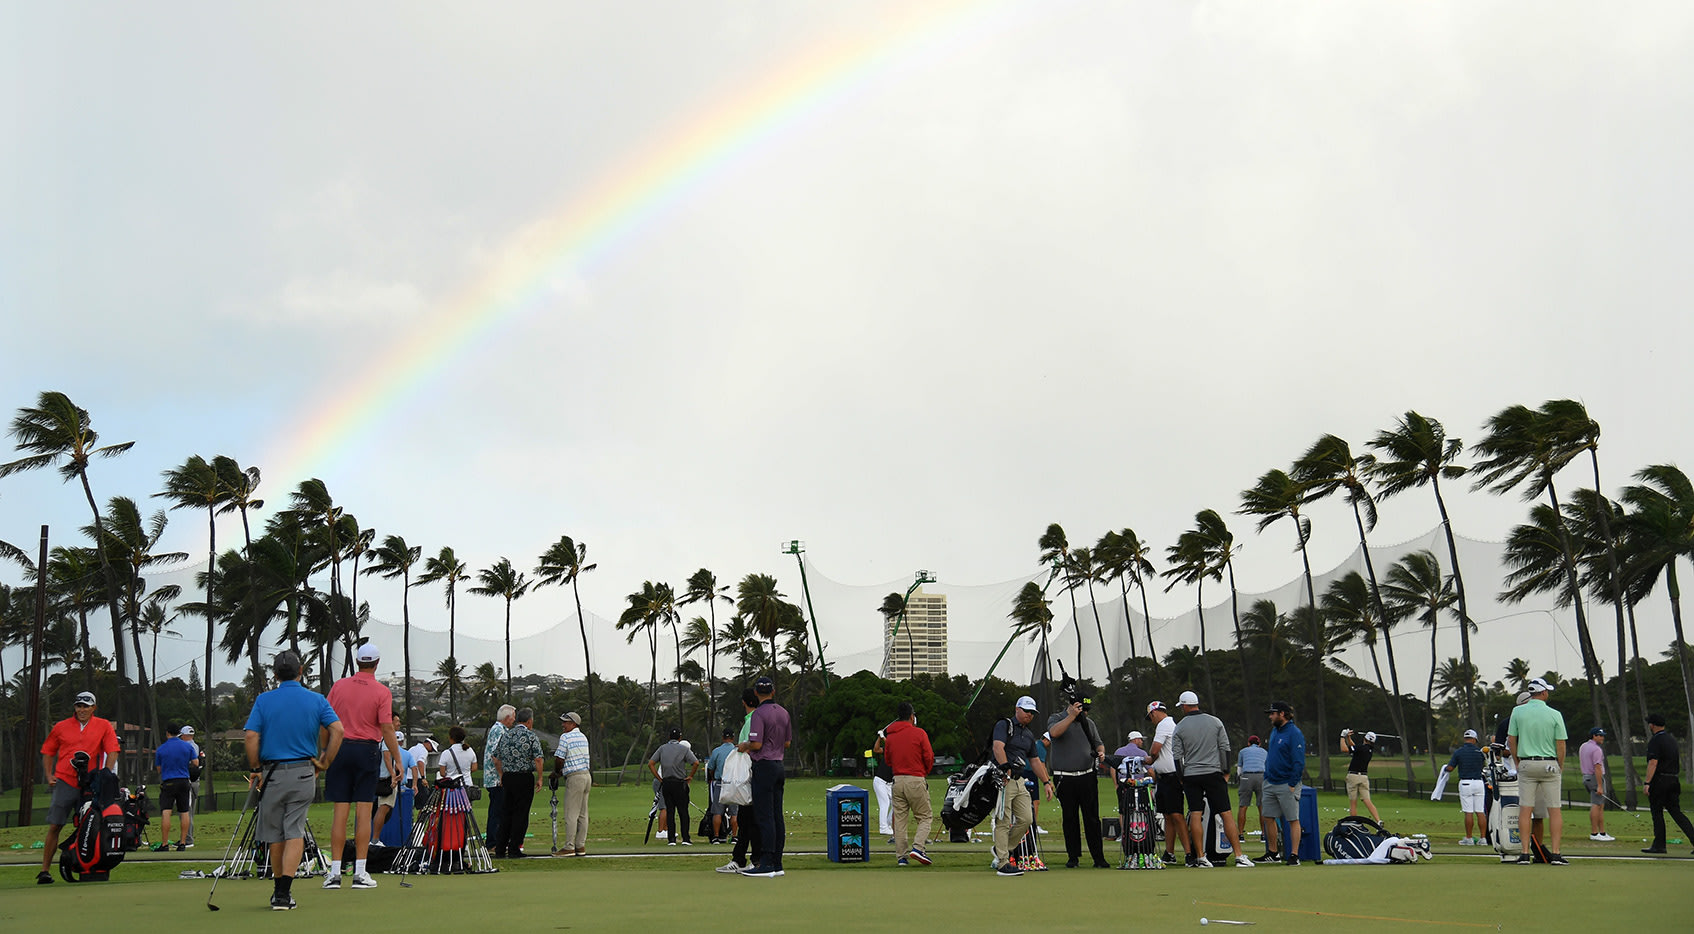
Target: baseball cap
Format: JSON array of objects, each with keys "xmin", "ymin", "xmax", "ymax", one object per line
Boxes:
[
  {"xmin": 1514, "ymin": 691, "xmax": 1532, "ymax": 705},
  {"xmin": 1247, "ymin": 735, "xmax": 1261, "ymax": 745},
  {"xmin": 75, "ymin": 691, "xmax": 97, "ymax": 706},
  {"xmin": 561, "ymin": 711, "xmax": 582, "ymax": 725},
  {"xmin": 1646, "ymin": 712, "xmax": 1666, "ymax": 727},
  {"xmin": 1128, "ymin": 730, "xmax": 1145, "ymax": 741},
  {"xmin": 669, "ymin": 727, "xmax": 682, "ymax": 739},
  {"xmin": 754, "ymin": 676, "xmax": 775, "ymax": 690},
  {"xmin": 1462, "ymin": 729, "xmax": 1478, "ymax": 739},
  {"xmin": 1364, "ymin": 731, "xmax": 1378, "ymax": 743},
  {"xmin": 179, "ymin": 725, "xmax": 195, "ymax": 736},
  {"xmin": 1145, "ymin": 701, "xmax": 1167, "ymax": 718},
  {"xmin": 721, "ymin": 728, "xmax": 733, "ymax": 739},
  {"xmin": 679, "ymin": 739, "xmax": 692, "ymax": 750},
  {"xmin": 1015, "ymin": 695, "xmax": 1038, "ymax": 712},
  {"xmin": 396, "ymin": 730, "xmax": 406, "ymax": 743},
  {"xmin": 1526, "ymin": 677, "xmax": 1554, "ymax": 693},
  {"xmin": 1265, "ymin": 700, "xmax": 1294, "ymax": 715},
  {"xmin": 356, "ymin": 642, "xmax": 381, "ymax": 663},
  {"xmin": 1177, "ymin": 690, "xmax": 1200, "ymax": 707},
  {"xmin": 1590, "ymin": 727, "xmax": 1605, "ymax": 737}
]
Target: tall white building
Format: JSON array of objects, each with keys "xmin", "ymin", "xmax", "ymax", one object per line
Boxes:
[{"xmin": 883, "ymin": 588, "xmax": 948, "ymax": 678}]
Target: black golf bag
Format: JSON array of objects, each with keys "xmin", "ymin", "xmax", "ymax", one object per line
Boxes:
[
  {"xmin": 1323, "ymin": 815, "xmax": 1394, "ymax": 860},
  {"xmin": 941, "ymin": 762, "xmax": 1003, "ymax": 833},
  {"xmin": 58, "ymin": 752, "xmax": 137, "ymax": 882},
  {"xmin": 1115, "ymin": 756, "xmax": 1162, "ymax": 869}
]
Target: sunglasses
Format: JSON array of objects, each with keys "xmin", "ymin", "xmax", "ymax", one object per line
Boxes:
[{"xmin": 74, "ymin": 703, "xmax": 93, "ymax": 708}]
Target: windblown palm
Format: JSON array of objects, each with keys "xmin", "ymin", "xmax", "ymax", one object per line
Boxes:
[
  {"xmin": 680, "ymin": 569, "xmax": 731, "ymax": 736},
  {"xmin": 1162, "ymin": 523, "xmax": 1221, "ymax": 710},
  {"xmin": 1065, "ymin": 546, "xmax": 1114, "ymax": 701},
  {"xmin": 1620, "ymin": 464, "xmax": 1694, "ymax": 748},
  {"xmin": 736, "ymin": 574, "xmax": 790, "ymax": 689},
  {"xmin": 156, "ymin": 454, "xmax": 233, "ymax": 774},
  {"xmin": 534, "ymin": 535, "xmax": 597, "ymax": 750},
  {"xmin": 1321, "ymin": 571, "xmax": 1414, "ymax": 780},
  {"xmin": 363, "ymin": 535, "xmax": 421, "ymax": 732},
  {"xmin": 468, "ymin": 559, "xmax": 531, "ymax": 696},
  {"xmin": 1095, "ymin": 528, "xmax": 1157, "ymax": 683},
  {"xmin": 417, "ymin": 547, "xmax": 471, "ymax": 721},
  {"xmin": 618, "ymin": 581, "xmax": 677, "ymax": 728},
  {"xmin": 1007, "ymin": 580, "xmax": 1055, "ymax": 699},
  {"xmin": 88, "ymin": 496, "xmax": 186, "ymax": 745},
  {"xmin": 1238, "ymin": 599, "xmax": 1293, "ymax": 698},
  {"xmin": 1183, "ymin": 510, "xmax": 1252, "ymax": 724},
  {"xmin": 1038, "ymin": 524, "xmax": 1086, "ymax": 674},
  {"xmin": 42, "ymin": 546, "xmax": 103, "ymax": 690},
  {"xmin": 1381, "ymin": 549, "xmax": 1459, "ymax": 771}
]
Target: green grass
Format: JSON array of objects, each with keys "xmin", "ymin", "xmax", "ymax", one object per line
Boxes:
[{"xmin": 3, "ymin": 778, "xmax": 1689, "ymax": 931}]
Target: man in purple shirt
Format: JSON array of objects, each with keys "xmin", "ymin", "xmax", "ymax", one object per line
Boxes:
[
  {"xmin": 737, "ymin": 676, "xmax": 791, "ymax": 878},
  {"xmin": 1578, "ymin": 728, "xmax": 1614, "ymax": 841}
]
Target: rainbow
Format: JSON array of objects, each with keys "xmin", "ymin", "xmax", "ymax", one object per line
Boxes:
[{"xmin": 269, "ymin": 0, "xmax": 1028, "ymax": 485}]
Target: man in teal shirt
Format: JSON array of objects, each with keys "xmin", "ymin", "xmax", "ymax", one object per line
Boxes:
[{"xmin": 1507, "ymin": 677, "xmax": 1568, "ymax": 865}]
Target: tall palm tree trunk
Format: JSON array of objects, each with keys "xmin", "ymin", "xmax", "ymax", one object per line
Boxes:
[
  {"xmin": 1195, "ymin": 580, "xmax": 1215, "ymax": 709},
  {"xmin": 78, "ymin": 473, "xmax": 129, "ymax": 781},
  {"xmin": 1586, "ymin": 452, "xmax": 1642, "ymax": 805},
  {"xmin": 672, "ymin": 622, "xmax": 684, "ymax": 737},
  {"xmin": 1224, "ymin": 563, "xmax": 1252, "ymax": 740},
  {"xmin": 503, "ymin": 596, "xmax": 514, "ymax": 696},
  {"xmin": 1430, "ymin": 476, "xmax": 1478, "ymax": 728},
  {"xmin": 1625, "ymin": 600, "xmax": 1649, "ymax": 727},
  {"xmin": 1663, "ymin": 563, "xmax": 1694, "ymax": 775},
  {"xmin": 447, "ymin": 588, "xmax": 457, "ymax": 722},
  {"xmin": 1296, "ymin": 540, "xmax": 1328, "ymax": 788},
  {"xmin": 1349, "ymin": 504, "xmax": 1414, "ymax": 784},
  {"xmin": 1083, "ymin": 578, "xmax": 1112, "ymax": 722},
  {"xmin": 1544, "ymin": 481, "xmax": 1615, "ymax": 732},
  {"xmin": 1425, "ymin": 614, "xmax": 1440, "ymax": 773},
  {"xmin": 1116, "ymin": 579, "xmax": 1139, "ymax": 696},
  {"xmin": 570, "ymin": 580, "xmax": 595, "ymax": 767},
  {"xmin": 200, "ymin": 505, "xmax": 216, "ymax": 799}
]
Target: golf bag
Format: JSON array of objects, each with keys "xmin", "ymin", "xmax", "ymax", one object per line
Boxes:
[
  {"xmin": 1115, "ymin": 762, "xmax": 1162, "ymax": 870},
  {"xmin": 1323, "ymin": 815, "xmax": 1396, "ymax": 861},
  {"xmin": 58, "ymin": 753, "xmax": 136, "ymax": 882},
  {"xmin": 1484, "ymin": 744, "xmax": 1532, "ymax": 861},
  {"xmin": 941, "ymin": 762, "xmax": 1003, "ymax": 832}
]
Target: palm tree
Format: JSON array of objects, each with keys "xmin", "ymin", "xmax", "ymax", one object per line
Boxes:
[
  {"xmin": 1321, "ymin": 570, "xmax": 1413, "ymax": 782},
  {"xmin": 416, "ymin": 546, "xmax": 471, "ymax": 722},
  {"xmin": 534, "ymin": 536, "xmax": 597, "ymax": 752},
  {"xmin": 1064, "ymin": 546, "xmax": 1114, "ymax": 702},
  {"xmin": 1239, "ymin": 468, "xmax": 1331, "ymax": 785},
  {"xmin": 363, "ymin": 534, "xmax": 421, "ymax": 732},
  {"xmin": 468, "ymin": 558, "xmax": 531, "ymax": 696},
  {"xmin": 433, "ymin": 656, "xmax": 467, "ymax": 711},
  {"xmin": 877, "ymin": 592, "xmax": 906, "ymax": 677},
  {"xmin": 89, "ymin": 495, "xmax": 186, "ymax": 751},
  {"xmin": 341, "ymin": 520, "xmax": 376, "ymax": 675},
  {"xmin": 1007, "ymin": 580, "xmax": 1055, "ymax": 697},
  {"xmin": 156, "ymin": 454, "xmax": 233, "ymax": 773},
  {"xmin": 469, "ymin": 661, "xmax": 504, "ymax": 722},
  {"xmin": 1472, "ymin": 402, "xmax": 1612, "ymax": 732},
  {"xmin": 617, "ymin": 581, "xmax": 677, "ymax": 727},
  {"xmin": 42, "ymin": 546, "xmax": 102, "ymax": 691},
  {"xmin": 2, "ymin": 392, "xmax": 135, "ymax": 771},
  {"xmin": 285, "ymin": 479, "xmax": 348, "ymax": 655},
  {"xmin": 1182, "ymin": 510, "xmax": 1253, "ymax": 726},
  {"xmin": 1621, "ymin": 464, "xmax": 1694, "ymax": 761},
  {"xmin": 1381, "ymin": 549, "xmax": 1460, "ymax": 772},
  {"xmin": 1503, "ymin": 658, "xmax": 1533, "ymax": 694},
  {"xmin": 1038, "ymin": 524, "xmax": 1086, "ymax": 674},
  {"xmin": 716, "ymin": 614, "xmax": 762, "ymax": 684},
  {"xmin": 680, "ymin": 569, "xmax": 731, "ymax": 738},
  {"xmin": 1095, "ymin": 528, "xmax": 1156, "ymax": 686},
  {"xmin": 1161, "ymin": 531, "xmax": 1219, "ymax": 708},
  {"xmin": 1296, "ymin": 434, "xmax": 1413, "ymax": 760},
  {"xmin": 1433, "ymin": 658, "xmax": 1482, "ymax": 711},
  {"xmin": 736, "ymin": 574, "xmax": 790, "ymax": 688},
  {"xmin": 1238, "ymin": 599, "xmax": 1293, "ymax": 699},
  {"xmin": 1368, "ymin": 411, "xmax": 1479, "ymax": 728}
]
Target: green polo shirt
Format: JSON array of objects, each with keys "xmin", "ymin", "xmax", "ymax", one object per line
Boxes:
[{"xmin": 1507, "ymin": 699, "xmax": 1567, "ymax": 758}]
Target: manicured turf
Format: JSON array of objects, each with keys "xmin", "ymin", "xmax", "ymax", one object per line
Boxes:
[{"xmin": 3, "ymin": 778, "xmax": 1689, "ymax": 931}]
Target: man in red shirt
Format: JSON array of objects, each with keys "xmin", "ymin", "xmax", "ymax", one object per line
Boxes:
[
  {"xmin": 322, "ymin": 643, "xmax": 402, "ymax": 889},
  {"xmin": 882, "ymin": 702, "xmax": 935, "ymax": 866},
  {"xmin": 37, "ymin": 691, "xmax": 119, "ymax": 884}
]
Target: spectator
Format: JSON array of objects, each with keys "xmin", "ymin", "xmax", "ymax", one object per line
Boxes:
[
  {"xmin": 550, "ymin": 712, "xmax": 592, "ymax": 856},
  {"xmin": 1506, "ymin": 677, "xmax": 1568, "ymax": 865},
  {"xmin": 243, "ymin": 651, "xmax": 342, "ymax": 911},
  {"xmin": 988, "ymin": 695, "xmax": 1052, "ymax": 876},
  {"xmin": 1262, "ymin": 701, "xmax": 1306, "ymax": 866},
  {"xmin": 1234, "ymin": 735, "xmax": 1272, "ymax": 860},
  {"xmin": 489, "ymin": 707, "xmax": 544, "ymax": 858},
  {"xmin": 1046, "ymin": 684, "xmax": 1109, "ymax": 869},
  {"xmin": 36, "ymin": 691, "xmax": 119, "ymax": 885},
  {"xmin": 883, "ymin": 702, "xmax": 935, "ymax": 867},
  {"xmin": 869, "ymin": 736, "xmax": 895, "ymax": 842},
  {"xmin": 1579, "ymin": 728, "xmax": 1614, "ymax": 841},
  {"xmin": 718, "ymin": 689, "xmax": 763, "ymax": 874},
  {"xmin": 372, "ymin": 729, "xmax": 417, "ymax": 844},
  {"xmin": 1114, "ymin": 731, "xmax": 1150, "ymax": 763},
  {"xmin": 1641, "ymin": 712, "xmax": 1694, "ymax": 855},
  {"xmin": 1441, "ymin": 729, "xmax": 1487, "ymax": 845},
  {"xmin": 704, "ymin": 728, "xmax": 737, "ymax": 844},
  {"xmin": 649, "ymin": 729, "xmax": 700, "ymax": 845},
  {"xmin": 323, "ymin": 643, "xmax": 402, "ymax": 890},
  {"xmin": 1145, "ymin": 700, "xmax": 1190, "ymax": 867},
  {"xmin": 154, "ymin": 724, "xmax": 200, "ymax": 852},
  {"xmin": 482, "ymin": 705, "xmax": 515, "ymax": 851},
  {"xmin": 738, "ymin": 676, "xmax": 793, "ymax": 878},
  {"xmin": 1169, "ymin": 691, "xmax": 1253, "ymax": 868}
]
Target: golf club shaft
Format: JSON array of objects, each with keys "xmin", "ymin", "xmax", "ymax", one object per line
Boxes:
[{"xmin": 207, "ymin": 778, "xmax": 260, "ymax": 910}]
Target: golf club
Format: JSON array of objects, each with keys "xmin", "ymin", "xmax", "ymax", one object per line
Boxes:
[
  {"xmin": 642, "ymin": 787, "xmax": 660, "ymax": 845},
  {"xmin": 549, "ymin": 777, "xmax": 559, "ymax": 855},
  {"xmin": 207, "ymin": 776, "xmax": 260, "ymax": 912}
]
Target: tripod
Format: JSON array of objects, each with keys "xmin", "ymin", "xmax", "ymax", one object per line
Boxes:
[
  {"xmin": 213, "ymin": 798, "xmax": 328, "ymax": 880},
  {"xmin": 394, "ymin": 782, "xmax": 495, "ymax": 875}
]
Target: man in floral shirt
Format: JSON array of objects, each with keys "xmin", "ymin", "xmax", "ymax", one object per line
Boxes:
[{"xmin": 489, "ymin": 707, "xmax": 544, "ymax": 858}]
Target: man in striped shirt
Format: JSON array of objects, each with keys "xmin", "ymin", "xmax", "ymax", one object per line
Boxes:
[{"xmin": 550, "ymin": 712, "xmax": 591, "ymax": 857}]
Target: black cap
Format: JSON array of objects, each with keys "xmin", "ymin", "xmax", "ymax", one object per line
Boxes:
[
  {"xmin": 1647, "ymin": 712, "xmax": 1667, "ymax": 727},
  {"xmin": 1590, "ymin": 727, "xmax": 1606, "ymax": 736},
  {"xmin": 669, "ymin": 728, "xmax": 682, "ymax": 739},
  {"xmin": 755, "ymin": 676, "xmax": 775, "ymax": 690},
  {"xmin": 721, "ymin": 729, "xmax": 733, "ymax": 739},
  {"xmin": 1265, "ymin": 701, "xmax": 1294, "ymax": 715}
]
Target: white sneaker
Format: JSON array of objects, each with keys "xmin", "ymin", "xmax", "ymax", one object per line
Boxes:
[
  {"xmin": 1234, "ymin": 854, "xmax": 1255, "ymax": 868},
  {"xmin": 322, "ymin": 873, "xmax": 341, "ymax": 889},
  {"xmin": 1591, "ymin": 833, "xmax": 1615, "ymax": 842},
  {"xmin": 1458, "ymin": 838, "xmax": 1473, "ymax": 846},
  {"xmin": 1036, "ymin": 826, "xmax": 1049, "ymax": 834},
  {"xmin": 1193, "ymin": 856, "xmax": 1213, "ymax": 868},
  {"xmin": 715, "ymin": 860, "xmax": 745, "ymax": 874},
  {"xmin": 350, "ymin": 874, "xmax": 378, "ymax": 889},
  {"xmin": 656, "ymin": 830, "xmax": 669, "ymax": 840}
]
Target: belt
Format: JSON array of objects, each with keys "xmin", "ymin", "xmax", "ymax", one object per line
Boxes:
[
  {"xmin": 264, "ymin": 757, "xmax": 313, "ymax": 766},
  {"xmin": 1241, "ymin": 771, "xmax": 1263, "ymax": 775},
  {"xmin": 343, "ymin": 738, "xmax": 380, "ymax": 745},
  {"xmin": 1520, "ymin": 756, "xmax": 1555, "ymax": 761},
  {"xmin": 1052, "ymin": 769, "xmax": 1095, "ymax": 778},
  {"xmin": 1348, "ymin": 771, "xmax": 1370, "ymax": 776}
]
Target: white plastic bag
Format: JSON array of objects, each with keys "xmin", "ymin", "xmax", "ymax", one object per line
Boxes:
[{"xmin": 720, "ymin": 751, "xmax": 753, "ymax": 806}]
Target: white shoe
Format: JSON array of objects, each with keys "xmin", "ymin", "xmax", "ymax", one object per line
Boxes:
[
  {"xmin": 715, "ymin": 860, "xmax": 745, "ymax": 874},
  {"xmin": 1234, "ymin": 854, "xmax": 1255, "ymax": 868},
  {"xmin": 1591, "ymin": 833, "xmax": 1615, "ymax": 842},
  {"xmin": 1458, "ymin": 838, "xmax": 1473, "ymax": 846},
  {"xmin": 1036, "ymin": 826, "xmax": 1049, "ymax": 834},
  {"xmin": 1193, "ymin": 856, "xmax": 1213, "ymax": 868},
  {"xmin": 322, "ymin": 873, "xmax": 342, "ymax": 889},
  {"xmin": 350, "ymin": 874, "xmax": 378, "ymax": 889},
  {"xmin": 656, "ymin": 830, "xmax": 668, "ymax": 839}
]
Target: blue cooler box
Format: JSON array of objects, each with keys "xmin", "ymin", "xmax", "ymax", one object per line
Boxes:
[
  {"xmin": 1275, "ymin": 785, "xmax": 1321, "ymax": 862},
  {"xmin": 825, "ymin": 784, "xmax": 870, "ymax": 862}
]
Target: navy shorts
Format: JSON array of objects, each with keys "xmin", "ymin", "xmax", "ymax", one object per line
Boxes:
[
  {"xmin": 1182, "ymin": 771, "xmax": 1232, "ymax": 816},
  {"xmin": 160, "ymin": 778, "xmax": 193, "ymax": 812},
  {"xmin": 324, "ymin": 741, "xmax": 380, "ymax": 803}
]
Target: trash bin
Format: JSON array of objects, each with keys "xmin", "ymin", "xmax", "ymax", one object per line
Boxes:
[
  {"xmin": 1275, "ymin": 785, "xmax": 1321, "ymax": 862},
  {"xmin": 379, "ymin": 786, "xmax": 413, "ymax": 847},
  {"xmin": 825, "ymin": 784, "xmax": 870, "ymax": 862}
]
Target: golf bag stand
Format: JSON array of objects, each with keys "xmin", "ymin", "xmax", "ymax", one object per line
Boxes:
[
  {"xmin": 213, "ymin": 798, "xmax": 328, "ymax": 880},
  {"xmin": 395, "ymin": 781, "xmax": 495, "ymax": 875}
]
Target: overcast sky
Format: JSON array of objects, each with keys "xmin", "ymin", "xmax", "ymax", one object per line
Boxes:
[{"xmin": 4, "ymin": 1, "xmax": 1691, "ymax": 687}]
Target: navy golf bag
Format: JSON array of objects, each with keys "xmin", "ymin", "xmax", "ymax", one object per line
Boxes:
[
  {"xmin": 1323, "ymin": 815, "xmax": 1394, "ymax": 861},
  {"xmin": 58, "ymin": 752, "xmax": 134, "ymax": 882}
]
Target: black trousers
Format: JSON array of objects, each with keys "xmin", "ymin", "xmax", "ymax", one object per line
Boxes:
[
  {"xmin": 1055, "ymin": 773, "xmax": 1107, "ymax": 864},
  {"xmin": 485, "ymin": 786, "xmax": 504, "ymax": 849},
  {"xmin": 751, "ymin": 760, "xmax": 786, "ymax": 870},
  {"xmin": 1648, "ymin": 775, "xmax": 1694, "ymax": 849},
  {"xmin": 496, "ymin": 774, "xmax": 535, "ymax": 854},
  {"xmin": 731, "ymin": 802, "xmax": 762, "ymax": 866},
  {"xmin": 662, "ymin": 778, "xmax": 692, "ymax": 843}
]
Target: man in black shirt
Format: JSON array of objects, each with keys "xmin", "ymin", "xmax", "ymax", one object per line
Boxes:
[
  {"xmin": 1341, "ymin": 729, "xmax": 1382, "ymax": 824},
  {"xmin": 1641, "ymin": 712, "xmax": 1694, "ymax": 855}
]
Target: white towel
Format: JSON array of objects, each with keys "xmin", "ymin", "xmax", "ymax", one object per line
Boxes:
[{"xmin": 1430, "ymin": 770, "xmax": 1450, "ymax": 801}]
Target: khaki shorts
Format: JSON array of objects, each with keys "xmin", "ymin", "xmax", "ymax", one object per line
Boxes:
[
  {"xmin": 1517, "ymin": 760, "xmax": 1562, "ymax": 811},
  {"xmin": 1345, "ymin": 773, "xmax": 1372, "ymax": 803}
]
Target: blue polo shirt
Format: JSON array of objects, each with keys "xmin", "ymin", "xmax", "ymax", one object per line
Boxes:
[
  {"xmin": 1445, "ymin": 743, "xmax": 1485, "ymax": 780},
  {"xmin": 1237, "ymin": 744, "xmax": 1268, "ymax": 774},
  {"xmin": 244, "ymin": 679, "xmax": 339, "ymax": 762},
  {"xmin": 155, "ymin": 735, "xmax": 198, "ymax": 780}
]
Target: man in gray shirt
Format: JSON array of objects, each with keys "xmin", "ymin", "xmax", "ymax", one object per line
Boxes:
[
  {"xmin": 1169, "ymin": 691, "xmax": 1254, "ymax": 868},
  {"xmin": 649, "ymin": 729, "xmax": 699, "ymax": 845},
  {"xmin": 1046, "ymin": 684, "xmax": 1109, "ymax": 868}
]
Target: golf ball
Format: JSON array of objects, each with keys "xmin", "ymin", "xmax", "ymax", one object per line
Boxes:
[{"xmin": 1201, "ymin": 919, "xmax": 1210, "ymax": 926}]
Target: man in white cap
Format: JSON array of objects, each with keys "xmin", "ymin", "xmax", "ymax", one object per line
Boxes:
[
  {"xmin": 1143, "ymin": 700, "xmax": 1191, "ymax": 866},
  {"xmin": 36, "ymin": 691, "xmax": 119, "ymax": 884},
  {"xmin": 1441, "ymin": 729, "xmax": 1487, "ymax": 844},
  {"xmin": 989, "ymin": 696, "xmax": 1053, "ymax": 876},
  {"xmin": 550, "ymin": 711, "xmax": 591, "ymax": 856},
  {"xmin": 1506, "ymin": 677, "xmax": 1568, "ymax": 865},
  {"xmin": 153, "ymin": 724, "xmax": 201, "ymax": 851},
  {"xmin": 1170, "ymin": 690, "xmax": 1253, "ymax": 867},
  {"xmin": 323, "ymin": 642, "xmax": 402, "ymax": 888},
  {"xmin": 1340, "ymin": 729, "xmax": 1383, "ymax": 824},
  {"xmin": 1114, "ymin": 731, "xmax": 1150, "ymax": 763}
]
